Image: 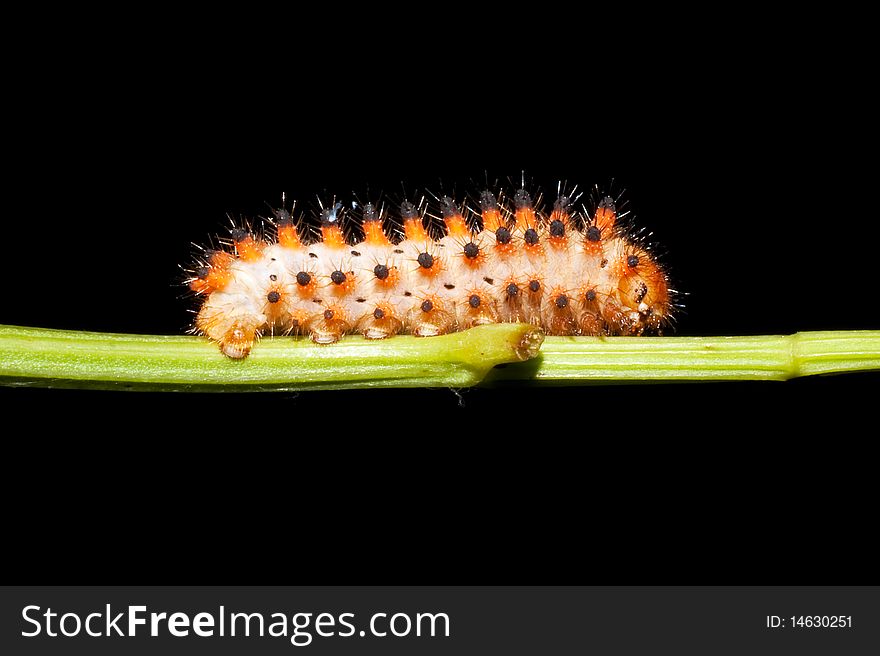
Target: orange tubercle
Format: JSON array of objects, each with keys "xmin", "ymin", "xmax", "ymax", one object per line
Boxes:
[
  {"xmin": 444, "ymin": 214, "xmax": 469, "ymax": 239},
  {"xmin": 404, "ymin": 218, "xmax": 429, "ymax": 242},
  {"xmin": 594, "ymin": 197, "xmax": 617, "ymax": 232},
  {"xmin": 363, "ymin": 220, "xmax": 391, "ymax": 246},
  {"xmin": 515, "ymin": 206, "xmax": 537, "ymax": 231},
  {"xmin": 235, "ymin": 235, "xmax": 264, "ymax": 263},
  {"xmin": 481, "ymin": 208, "xmax": 505, "ymax": 232},
  {"xmin": 277, "ymin": 224, "xmax": 301, "ymax": 249},
  {"xmin": 321, "ymin": 225, "xmax": 346, "ymax": 249}
]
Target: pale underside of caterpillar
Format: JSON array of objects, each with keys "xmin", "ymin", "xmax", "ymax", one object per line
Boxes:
[{"xmin": 187, "ymin": 184, "xmax": 674, "ymax": 358}]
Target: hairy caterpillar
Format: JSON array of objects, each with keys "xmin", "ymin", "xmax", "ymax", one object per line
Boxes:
[{"xmin": 186, "ymin": 181, "xmax": 674, "ymax": 359}]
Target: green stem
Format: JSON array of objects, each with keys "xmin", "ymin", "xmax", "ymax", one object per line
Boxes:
[
  {"xmin": 484, "ymin": 331, "xmax": 880, "ymax": 384},
  {"xmin": 0, "ymin": 323, "xmax": 543, "ymax": 392},
  {"xmin": 1, "ymin": 325, "xmax": 878, "ymax": 391}
]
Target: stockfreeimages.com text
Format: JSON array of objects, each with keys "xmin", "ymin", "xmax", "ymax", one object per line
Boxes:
[{"xmin": 22, "ymin": 604, "xmax": 450, "ymax": 647}]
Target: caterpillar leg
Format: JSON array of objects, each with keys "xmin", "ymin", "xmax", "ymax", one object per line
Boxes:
[{"xmin": 196, "ymin": 301, "xmax": 264, "ymax": 359}]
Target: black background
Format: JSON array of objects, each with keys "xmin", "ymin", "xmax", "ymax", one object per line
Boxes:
[{"xmin": 2, "ymin": 13, "xmax": 877, "ymax": 586}]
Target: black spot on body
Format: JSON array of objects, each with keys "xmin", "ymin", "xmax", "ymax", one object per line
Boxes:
[
  {"xmin": 483, "ymin": 277, "xmax": 494, "ymax": 285},
  {"xmin": 403, "ymin": 291, "xmax": 412, "ymax": 297},
  {"xmin": 350, "ymin": 250, "xmax": 361, "ymax": 257},
  {"xmin": 600, "ymin": 259, "xmax": 608, "ymax": 269},
  {"xmin": 549, "ymin": 220, "xmax": 565, "ymax": 237},
  {"xmin": 356, "ymin": 297, "xmax": 366, "ymax": 303},
  {"xmin": 444, "ymin": 283, "xmax": 455, "ymax": 290},
  {"xmin": 495, "ymin": 227, "xmax": 512, "ymax": 245},
  {"xmin": 313, "ymin": 298, "xmax": 323, "ymax": 304},
  {"xmin": 469, "ymin": 294, "xmax": 481, "ymax": 308},
  {"xmin": 627, "ymin": 254, "xmax": 640, "ymax": 268},
  {"xmin": 269, "ymin": 274, "xmax": 277, "ymax": 281},
  {"xmin": 296, "ymin": 271, "xmax": 311, "ymax": 286},
  {"xmin": 634, "ymin": 282, "xmax": 648, "ymax": 303},
  {"xmin": 586, "ymin": 226, "xmax": 601, "ymax": 242},
  {"xmin": 374, "ymin": 264, "xmax": 389, "ymax": 280},
  {"xmin": 309, "ymin": 252, "xmax": 318, "ymax": 259},
  {"xmin": 417, "ymin": 252, "xmax": 434, "ymax": 269},
  {"xmin": 463, "ymin": 242, "xmax": 479, "ymax": 259},
  {"xmin": 393, "ymin": 249, "xmax": 404, "ymax": 254},
  {"xmin": 267, "ymin": 291, "xmax": 281, "ymax": 303},
  {"xmin": 331, "ymin": 270, "xmax": 347, "ymax": 285},
  {"xmin": 421, "ymin": 300, "xmax": 433, "ymax": 313},
  {"xmin": 524, "ymin": 228, "xmax": 539, "ymax": 245}
]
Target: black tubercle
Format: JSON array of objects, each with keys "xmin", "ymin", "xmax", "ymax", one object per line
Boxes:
[
  {"xmin": 479, "ymin": 190, "xmax": 498, "ymax": 212},
  {"xmin": 586, "ymin": 225, "xmax": 601, "ymax": 242},
  {"xmin": 554, "ymin": 195, "xmax": 570, "ymax": 212},
  {"xmin": 267, "ymin": 291, "xmax": 281, "ymax": 303},
  {"xmin": 323, "ymin": 309, "xmax": 334, "ymax": 320},
  {"xmin": 627, "ymin": 255, "xmax": 640, "ymax": 268},
  {"xmin": 196, "ymin": 266, "xmax": 210, "ymax": 280},
  {"xmin": 420, "ymin": 300, "xmax": 433, "ymax": 313},
  {"xmin": 468, "ymin": 294, "xmax": 481, "ymax": 308},
  {"xmin": 585, "ymin": 289, "xmax": 597, "ymax": 302},
  {"xmin": 524, "ymin": 228, "xmax": 539, "ymax": 245},
  {"xmin": 506, "ymin": 283, "xmax": 519, "ymax": 297},
  {"xmin": 555, "ymin": 294, "xmax": 569, "ymax": 309},
  {"xmin": 296, "ymin": 271, "xmax": 312, "ymax": 286},
  {"xmin": 417, "ymin": 252, "xmax": 434, "ymax": 269},
  {"xmin": 599, "ymin": 196, "xmax": 616, "ymax": 213},
  {"xmin": 373, "ymin": 307, "xmax": 385, "ymax": 319},
  {"xmin": 514, "ymin": 188, "xmax": 532, "ymax": 209},
  {"xmin": 273, "ymin": 208, "xmax": 292, "ymax": 226},
  {"xmin": 331, "ymin": 270, "xmax": 347, "ymax": 284},
  {"xmin": 362, "ymin": 202, "xmax": 379, "ymax": 222},
  {"xmin": 549, "ymin": 220, "xmax": 565, "ymax": 238},
  {"xmin": 495, "ymin": 227, "xmax": 512, "ymax": 245},
  {"xmin": 320, "ymin": 202, "xmax": 343, "ymax": 226},
  {"xmin": 463, "ymin": 242, "xmax": 480, "ymax": 259},
  {"xmin": 400, "ymin": 200, "xmax": 419, "ymax": 221},
  {"xmin": 441, "ymin": 196, "xmax": 459, "ymax": 218},
  {"xmin": 373, "ymin": 264, "xmax": 390, "ymax": 280},
  {"xmin": 231, "ymin": 228, "xmax": 248, "ymax": 242},
  {"xmin": 529, "ymin": 280, "xmax": 541, "ymax": 293}
]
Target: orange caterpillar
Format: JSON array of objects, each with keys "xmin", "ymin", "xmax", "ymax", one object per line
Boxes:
[{"xmin": 187, "ymin": 183, "xmax": 673, "ymax": 358}]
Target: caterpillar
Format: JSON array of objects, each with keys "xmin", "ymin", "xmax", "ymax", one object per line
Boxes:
[{"xmin": 186, "ymin": 181, "xmax": 674, "ymax": 359}]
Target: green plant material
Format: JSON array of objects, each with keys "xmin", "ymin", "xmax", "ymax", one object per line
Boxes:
[
  {"xmin": 0, "ymin": 323, "xmax": 543, "ymax": 392},
  {"xmin": 1, "ymin": 325, "xmax": 878, "ymax": 392},
  {"xmin": 483, "ymin": 331, "xmax": 880, "ymax": 384}
]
